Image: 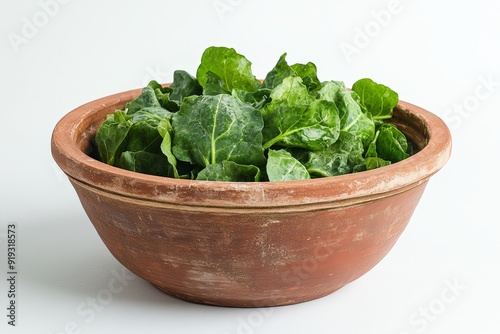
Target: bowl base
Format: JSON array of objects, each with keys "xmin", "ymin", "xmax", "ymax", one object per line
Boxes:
[{"xmin": 151, "ymin": 282, "xmax": 342, "ymax": 308}]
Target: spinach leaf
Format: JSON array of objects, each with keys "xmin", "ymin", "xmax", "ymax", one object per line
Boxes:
[
  {"xmin": 266, "ymin": 149, "xmax": 310, "ymax": 181},
  {"xmin": 304, "ymin": 131, "xmax": 365, "ymax": 177},
  {"xmin": 352, "ymin": 78, "xmax": 398, "ymax": 120},
  {"xmin": 263, "ymin": 99, "xmax": 341, "ymax": 151},
  {"xmin": 306, "ymin": 153, "xmax": 350, "ymax": 177},
  {"xmin": 200, "ymin": 71, "xmax": 228, "ymax": 95},
  {"xmin": 364, "ymin": 129, "xmax": 380, "ymax": 158},
  {"xmin": 232, "ymin": 88, "xmax": 272, "ymax": 110},
  {"xmin": 265, "ymin": 76, "xmax": 314, "ymax": 107},
  {"xmin": 169, "ymin": 70, "xmax": 202, "ymax": 103},
  {"xmin": 125, "ymin": 85, "xmax": 162, "ymax": 114},
  {"xmin": 366, "ymin": 157, "xmax": 391, "ymax": 170},
  {"xmin": 261, "ymin": 53, "xmax": 296, "ymax": 90},
  {"xmin": 95, "ymin": 91, "xmax": 175, "ymax": 172},
  {"xmin": 125, "ymin": 121, "xmax": 163, "ymax": 154},
  {"xmin": 95, "ymin": 110, "xmax": 132, "ymax": 165},
  {"xmin": 261, "ymin": 53, "xmax": 320, "ymax": 91},
  {"xmin": 363, "ymin": 123, "xmax": 408, "ymax": 169},
  {"xmin": 117, "ymin": 151, "xmax": 171, "ymax": 177},
  {"xmin": 157, "ymin": 118, "xmax": 179, "ymax": 178},
  {"xmin": 196, "ymin": 46, "xmax": 261, "ymax": 94},
  {"xmin": 171, "ymin": 94, "xmax": 265, "ymax": 167},
  {"xmin": 262, "ymin": 77, "xmax": 340, "ymax": 151},
  {"xmin": 130, "ymin": 107, "xmax": 174, "ymax": 125},
  {"xmin": 146, "ymin": 80, "xmax": 181, "ymax": 112},
  {"xmin": 95, "ymin": 46, "xmax": 409, "ymax": 182},
  {"xmin": 290, "ymin": 62, "xmax": 320, "ymax": 91},
  {"xmin": 316, "ymin": 81, "xmax": 375, "ymax": 148},
  {"xmin": 376, "ymin": 123, "xmax": 409, "ymax": 162},
  {"xmin": 196, "ymin": 161, "xmax": 261, "ymax": 182}
]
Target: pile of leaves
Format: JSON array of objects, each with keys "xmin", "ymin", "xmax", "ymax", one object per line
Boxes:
[{"xmin": 95, "ymin": 46, "xmax": 412, "ymax": 182}]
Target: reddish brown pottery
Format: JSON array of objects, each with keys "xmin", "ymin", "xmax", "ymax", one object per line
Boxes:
[{"xmin": 51, "ymin": 87, "xmax": 452, "ymax": 307}]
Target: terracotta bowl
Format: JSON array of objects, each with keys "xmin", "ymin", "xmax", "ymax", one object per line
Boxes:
[{"xmin": 51, "ymin": 87, "xmax": 451, "ymax": 307}]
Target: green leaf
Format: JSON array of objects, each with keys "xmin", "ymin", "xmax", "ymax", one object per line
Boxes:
[
  {"xmin": 352, "ymin": 78, "xmax": 399, "ymax": 120},
  {"xmin": 125, "ymin": 85, "xmax": 162, "ymax": 114},
  {"xmin": 262, "ymin": 77, "xmax": 340, "ymax": 151},
  {"xmin": 304, "ymin": 131, "xmax": 365, "ymax": 177},
  {"xmin": 117, "ymin": 151, "xmax": 171, "ymax": 177},
  {"xmin": 196, "ymin": 46, "xmax": 260, "ymax": 93},
  {"xmin": 232, "ymin": 88, "xmax": 272, "ymax": 110},
  {"xmin": 157, "ymin": 118, "xmax": 179, "ymax": 178},
  {"xmin": 261, "ymin": 53, "xmax": 320, "ymax": 91},
  {"xmin": 146, "ymin": 80, "xmax": 180, "ymax": 112},
  {"xmin": 171, "ymin": 94, "xmax": 265, "ymax": 167},
  {"xmin": 306, "ymin": 152, "xmax": 350, "ymax": 177},
  {"xmin": 266, "ymin": 149, "xmax": 310, "ymax": 181},
  {"xmin": 95, "ymin": 110, "xmax": 132, "ymax": 165},
  {"xmin": 261, "ymin": 53, "xmax": 296, "ymax": 89},
  {"xmin": 353, "ymin": 162, "xmax": 367, "ymax": 173},
  {"xmin": 366, "ymin": 157, "xmax": 391, "ymax": 170},
  {"xmin": 130, "ymin": 107, "xmax": 174, "ymax": 126},
  {"xmin": 196, "ymin": 161, "xmax": 261, "ymax": 182},
  {"xmin": 169, "ymin": 70, "xmax": 202, "ymax": 103},
  {"xmin": 365, "ymin": 129, "xmax": 380, "ymax": 158},
  {"xmin": 350, "ymin": 90, "xmax": 369, "ymax": 114},
  {"xmin": 94, "ymin": 46, "xmax": 408, "ymax": 182},
  {"xmin": 376, "ymin": 123, "xmax": 409, "ymax": 162},
  {"xmin": 263, "ymin": 100, "xmax": 341, "ymax": 151},
  {"xmin": 364, "ymin": 123, "xmax": 409, "ymax": 164},
  {"xmin": 202, "ymin": 71, "xmax": 229, "ymax": 95},
  {"xmin": 266, "ymin": 76, "xmax": 314, "ymax": 107},
  {"xmin": 126, "ymin": 121, "xmax": 163, "ymax": 154},
  {"xmin": 154, "ymin": 90, "xmax": 179, "ymax": 112},
  {"xmin": 316, "ymin": 81, "xmax": 375, "ymax": 148},
  {"xmin": 290, "ymin": 62, "xmax": 320, "ymax": 91}
]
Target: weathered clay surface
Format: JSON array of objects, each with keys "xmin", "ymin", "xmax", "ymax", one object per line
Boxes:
[{"xmin": 51, "ymin": 87, "xmax": 452, "ymax": 307}]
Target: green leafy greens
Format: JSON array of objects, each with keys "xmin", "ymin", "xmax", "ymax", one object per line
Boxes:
[{"xmin": 94, "ymin": 46, "xmax": 411, "ymax": 182}]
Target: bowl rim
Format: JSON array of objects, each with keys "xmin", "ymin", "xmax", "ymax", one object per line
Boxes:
[{"xmin": 51, "ymin": 86, "xmax": 452, "ymax": 209}]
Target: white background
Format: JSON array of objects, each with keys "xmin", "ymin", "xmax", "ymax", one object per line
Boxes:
[{"xmin": 1, "ymin": 0, "xmax": 499, "ymax": 333}]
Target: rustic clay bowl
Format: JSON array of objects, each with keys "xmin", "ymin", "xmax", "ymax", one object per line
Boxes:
[{"xmin": 51, "ymin": 87, "xmax": 451, "ymax": 307}]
